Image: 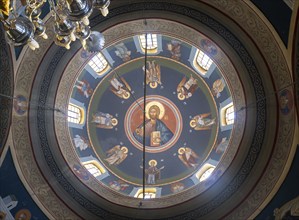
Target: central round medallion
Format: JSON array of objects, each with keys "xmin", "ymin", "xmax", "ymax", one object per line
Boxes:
[{"xmin": 125, "ymin": 95, "xmax": 182, "ymax": 153}]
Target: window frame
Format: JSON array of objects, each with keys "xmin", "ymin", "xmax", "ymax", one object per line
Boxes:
[
  {"xmin": 68, "ymin": 103, "xmax": 84, "ymax": 124},
  {"xmin": 88, "ymin": 52, "xmax": 110, "ymax": 76}
]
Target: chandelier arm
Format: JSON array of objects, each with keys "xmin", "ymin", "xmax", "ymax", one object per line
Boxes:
[{"xmin": 48, "ymin": 0, "xmax": 59, "ymax": 17}]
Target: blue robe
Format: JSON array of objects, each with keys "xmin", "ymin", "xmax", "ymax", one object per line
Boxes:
[{"xmin": 133, "ymin": 120, "xmax": 173, "ymax": 146}]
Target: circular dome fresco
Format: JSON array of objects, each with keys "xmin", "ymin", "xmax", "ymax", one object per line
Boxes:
[{"xmin": 56, "ymin": 18, "xmax": 244, "ymax": 206}]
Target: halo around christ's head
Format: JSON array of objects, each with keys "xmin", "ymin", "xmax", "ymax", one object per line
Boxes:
[{"xmin": 145, "ymin": 101, "xmax": 165, "ymax": 119}]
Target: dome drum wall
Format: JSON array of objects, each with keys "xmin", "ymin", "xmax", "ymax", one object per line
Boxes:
[
  {"xmin": 11, "ymin": 1, "xmax": 296, "ymax": 220},
  {"xmin": 0, "ymin": 24, "xmax": 14, "ymax": 155}
]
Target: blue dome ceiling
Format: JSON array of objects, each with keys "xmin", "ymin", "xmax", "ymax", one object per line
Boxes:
[{"xmin": 68, "ymin": 34, "xmax": 233, "ymax": 198}]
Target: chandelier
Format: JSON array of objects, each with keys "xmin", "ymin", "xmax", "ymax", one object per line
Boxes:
[{"xmin": 0, "ymin": 0, "xmax": 109, "ymax": 51}]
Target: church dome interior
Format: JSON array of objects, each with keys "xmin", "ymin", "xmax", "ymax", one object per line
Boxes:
[{"xmin": 0, "ymin": 0, "xmax": 298, "ymax": 219}]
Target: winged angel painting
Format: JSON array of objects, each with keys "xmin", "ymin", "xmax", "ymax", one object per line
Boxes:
[
  {"xmin": 177, "ymin": 76, "xmax": 198, "ymax": 100},
  {"xmin": 91, "ymin": 112, "xmax": 118, "ymax": 129},
  {"xmin": 110, "ymin": 76, "xmax": 131, "ymax": 99},
  {"xmin": 105, "ymin": 145, "xmax": 128, "ymax": 165},
  {"xmin": 178, "ymin": 147, "xmax": 199, "ymax": 168},
  {"xmin": 190, "ymin": 113, "xmax": 216, "ymax": 130},
  {"xmin": 143, "ymin": 60, "xmax": 161, "ymax": 89}
]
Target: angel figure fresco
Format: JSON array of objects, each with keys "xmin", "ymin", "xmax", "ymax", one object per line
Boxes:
[
  {"xmin": 73, "ymin": 135, "xmax": 90, "ymax": 151},
  {"xmin": 143, "ymin": 60, "xmax": 161, "ymax": 89},
  {"xmin": 105, "ymin": 145, "xmax": 128, "ymax": 165},
  {"xmin": 177, "ymin": 76, "xmax": 198, "ymax": 100},
  {"xmin": 214, "ymin": 137, "xmax": 229, "ymax": 154},
  {"xmin": 212, "ymin": 78, "xmax": 225, "ymax": 98},
  {"xmin": 110, "ymin": 76, "xmax": 131, "ymax": 99},
  {"xmin": 167, "ymin": 40, "xmax": 181, "ymax": 61},
  {"xmin": 74, "ymin": 80, "xmax": 93, "ymax": 98},
  {"xmin": 115, "ymin": 42, "xmax": 131, "ymax": 62},
  {"xmin": 91, "ymin": 112, "xmax": 118, "ymax": 129},
  {"xmin": 190, "ymin": 113, "xmax": 216, "ymax": 130},
  {"xmin": 145, "ymin": 160, "xmax": 164, "ymax": 185},
  {"xmin": 178, "ymin": 147, "xmax": 199, "ymax": 168}
]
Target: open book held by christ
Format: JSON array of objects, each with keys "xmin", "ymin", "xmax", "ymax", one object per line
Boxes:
[{"xmin": 151, "ymin": 131, "xmax": 161, "ymax": 146}]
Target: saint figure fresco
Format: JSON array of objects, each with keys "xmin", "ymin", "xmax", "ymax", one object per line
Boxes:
[
  {"xmin": 133, "ymin": 102, "xmax": 173, "ymax": 147},
  {"xmin": 109, "ymin": 180, "xmax": 130, "ymax": 191},
  {"xmin": 73, "ymin": 135, "xmax": 90, "ymax": 151},
  {"xmin": 115, "ymin": 42, "xmax": 131, "ymax": 62},
  {"xmin": 145, "ymin": 160, "xmax": 164, "ymax": 184},
  {"xmin": 91, "ymin": 112, "xmax": 118, "ymax": 129},
  {"xmin": 214, "ymin": 137, "xmax": 229, "ymax": 154},
  {"xmin": 200, "ymin": 39, "xmax": 218, "ymax": 56},
  {"xmin": 74, "ymin": 80, "xmax": 93, "ymax": 98},
  {"xmin": 177, "ymin": 76, "xmax": 198, "ymax": 100},
  {"xmin": 167, "ymin": 40, "xmax": 181, "ymax": 61},
  {"xmin": 212, "ymin": 78, "xmax": 225, "ymax": 98},
  {"xmin": 170, "ymin": 182, "xmax": 185, "ymax": 193},
  {"xmin": 110, "ymin": 76, "xmax": 131, "ymax": 99},
  {"xmin": 143, "ymin": 60, "xmax": 161, "ymax": 89},
  {"xmin": 190, "ymin": 113, "xmax": 216, "ymax": 130},
  {"xmin": 105, "ymin": 145, "xmax": 128, "ymax": 165},
  {"xmin": 73, "ymin": 164, "xmax": 89, "ymax": 180},
  {"xmin": 178, "ymin": 147, "xmax": 199, "ymax": 168}
]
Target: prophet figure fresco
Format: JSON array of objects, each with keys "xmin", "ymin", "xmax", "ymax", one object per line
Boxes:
[
  {"xmin": 214, "ymin": 137, "xmax": 229, "ymax": 154},
  {"xmin": 74, "ymin": 80, "xmax": 93, "ymax": 98},
  {"xmin": 91, "ymin": 112, "xmax": 118, "ymax": 129},
  {"xmin": 115, "ymin": 42, "xmax": 131, "ymax": 62},
  {"xmin": 73, "ymin": 135, "xmax": 90, "ymax": 151},
  {"xmin": 145, "ymin": 160, "xmax": 164, "ymax": 185},
  {"xmin": 177, "ymin": 76, "xmax": 198, "ymax": 100},
  {"xmin": 105, "ymin": 145, "xmax": 128, "ymax": 165},
  {"xmin": 167, "ymin": 40, "xmax": 181, "ymax": 61},
  {"xmin": 73, "ymin": 164, "xmax": 89, "ymax": 180},
  {"xmin": 190, "ymin": 113, "xmax": 216, "ymax": 130},
  {"xmin": 170, "ymin": 182, "xmax": 185, "ymax": 193},
  {"xmin": 178, "ymin": 147, "xmax": 199, "ymax": 168},
  {"xmin": 110, "ymin": 76, "xmax": 131, "ymax": 99},
  {"xmin": 212, "ymin": 78, "xmax": 225, "ymax": 98},
  {"xmin": 143, "ymin": 60, "xmax": 161, "ymax": 89},
  {"xmin": 109, "ymin": 180, "xmax": 130, "ymax": 191},
  {"xmin": 133, "ymin": 102, "xmax": 173, "ymax": 147},
  {"xmin": 200, "ymin": 39, "xmax": 218, "ymax": 56}
]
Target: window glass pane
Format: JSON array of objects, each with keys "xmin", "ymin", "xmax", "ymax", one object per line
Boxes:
[
  {"xmin": 137, "ymin": 192, "xmax": 156, "ymax": 199},
  {"xmin": 139, "ymin": 34, "xmax": 158, "ymax": 50},
  {"xmin": 84, "ymin": 163, "xmax": 102, "ymax": 177},
  {"xmin": 88, "ymin": 53, "xmax": 108, "ymax": 73},
  {"xmin": 225, "ymin": 105, "xmax": 234, "ymax": 125},
  {"xmin": 196, "ymin": 50, "xmax": 213, "ymax": 70},
  {"xmin": 68, "ymin": 104, "xmax": 81, "ymax": 124},
  {"xmin": 199, "ymin": 167, "xmax": 214, "ymax": 182}
]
